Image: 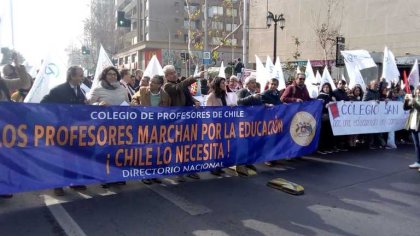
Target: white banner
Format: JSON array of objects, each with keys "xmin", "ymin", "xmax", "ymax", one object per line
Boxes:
[{"xmin": 328, "ymin": 101, "xmax": 408, "ymax": 135}]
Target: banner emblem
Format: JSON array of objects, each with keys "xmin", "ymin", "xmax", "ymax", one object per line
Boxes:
[{"xmin": 290, "ymin": 111, "xmax": 316, "ymax": 146}]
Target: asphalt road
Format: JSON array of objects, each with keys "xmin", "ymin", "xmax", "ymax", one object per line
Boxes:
[{"xmin": 1, "ymin": 145, "xmax": 420, "ymax": 236}]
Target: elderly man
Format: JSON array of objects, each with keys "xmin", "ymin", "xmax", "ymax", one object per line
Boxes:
[
  {"xmin": 227, "ymin": 75, "xmax": 240, "ymax": 92},
  {"xmin": 280, "ymin": 72, "xmax": 311, "ymax": 103},
  {"xmin": 236, "ymin": 75, "xmax": 263, "ymax": 106},
  {"xmin": 163, "ymin": 65, "xmax": 202, "ymax": 181}
]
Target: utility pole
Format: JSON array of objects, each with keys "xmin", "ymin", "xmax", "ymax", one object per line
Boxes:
[
  {"xmin": 204, "ymin": 0, "xmax": 208, "ymax": 78},
  {"xmin": 243, "ymin": 0, "xmax": 248, "ymax": 67}
]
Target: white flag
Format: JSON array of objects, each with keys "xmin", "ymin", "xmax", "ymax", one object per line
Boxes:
[
  {"xmin": 315, "ymin": 70, "xmax": 322, "ymax": 84},
  {"xmin": 90, "ymin": 45, "xmax": 113, "ymax": 92},
  {"xmin": 320, "ymin": 66, "xmax": 337, "ymax": 91},
  {"xmin": 218, "ymin": 61, "xmax": 226, "ymax": 78},
  {"xmin": 24, "ymin": 53, "xmax": 67, "ymax": 103},
  {"xmin": 255, "ymin": 55, "xmax": 269, "ymax": 88},
  {"xmin": 143, "ymin": 55, "xmax": 164, "ymax": 78},
  {"xmin": 345, "ymin": 60, "xmax": 367, "ymax": 92},
  {"xmin": 381, "ymin": 46, "xmax": 400, "ymax": 86},
  {"xmin": 274, "ymin": 57, "xmax": 286, "ymax": 90},
  {"xmin": 408, "ymin": 59, "xmax": 419, "ymax": 89},
  {"xmin": 341, "ymin": 50, "xmax": 377, "ymax": 70},
  {"xmin": 305, "ymin": 60, "xmax": 318, "ymax": 98}
]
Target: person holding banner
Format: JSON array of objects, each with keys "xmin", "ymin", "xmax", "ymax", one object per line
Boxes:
[
  {"xmin": 88, "ymin": 66, "xmax": 129, "ymax": 106},
  {"xmin": 237, "ymin": 75, "xmax": 263, "ymax": 106},
  {"xmin": 363, "ymin": 80, "xmax": 386, "ymax": 149},
  {"xmin": 120, "ymin": 69, "xmax": 136, "ymax": 102},
  {"xmin": 404, "ymin": 86, "xmax": 420, "ymax": 170},
  {"xmin": 40, "ymin": 66, "xmax": 88, "ymax": 196},
  {"xmin": 131, "ymin": 75, "xmax": 170, "ymax": 184},
  {"xmin": 205, "ymin": 77, "xmax": 231, "ymax": 176},
  {"xmin": 348, "ymin": 85, "xmax": 365, "ymax": 147},
  {"xmin": 163, "ymin": 65, "xmax": 202, "ymax": 181},
  {"xmin": 280, "ymin": 73, "xmax": 310, "ymax": 103},
  {"xmin": 317, "ymin": 83, "xmax": 336, "ymax": 154},
  {"xmin": 261, "ymin": 78, "xmax": 281, "ymax": 105}
]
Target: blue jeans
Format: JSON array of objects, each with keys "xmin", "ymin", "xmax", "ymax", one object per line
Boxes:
[{"xmin": 410, "ymin": 131, "xmax": 420, "ymax": 163}]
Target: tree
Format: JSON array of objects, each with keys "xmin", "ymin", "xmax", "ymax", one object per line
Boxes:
[
  {"xmin": 313, "ymin": 0, "xmax": 343, "ymax": 66},
  {"xmin": 184, "ymin": 0, "xmax": 243, "ymax": 66}
]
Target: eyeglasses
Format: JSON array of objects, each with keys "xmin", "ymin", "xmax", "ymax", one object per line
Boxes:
[{"xmin": 298, "ymin": 77, "xmax": 305, "ymax": 80}]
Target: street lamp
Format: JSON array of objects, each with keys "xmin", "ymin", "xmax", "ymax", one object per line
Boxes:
[{"xmin": 266, "ymin": 11, "xmax": 285, "ymax": 63}]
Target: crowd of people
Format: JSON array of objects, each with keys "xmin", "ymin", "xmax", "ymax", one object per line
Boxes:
[{"xmin": 1, "ymin": 54, "xmax": 419, "ymax": 199}]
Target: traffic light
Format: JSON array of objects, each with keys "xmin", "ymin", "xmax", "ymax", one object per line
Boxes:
[
  {"xmin": 81, "ymin": 46, "xmax": 90, "ymax": 55},
  {"xmin": 117, "ymin": 11, "xmax": 131, "ymax": 28},
  {"xmin": 336, "ymin": 36, "xmax": 345, "ymax": 67}
]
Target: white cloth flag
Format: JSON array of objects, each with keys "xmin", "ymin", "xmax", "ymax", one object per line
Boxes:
[
  {"xmin": 305, "ymin": 60, "xmax": 318, "ymax": 98},
  {"xmin": 143, "ymin": 55, "xmax": 164, "ymax": 78},
  {"xmin": 341, "ymin": 50, "xmax": 377, "ymax": 70},
  {"xmin": 315, "ymin": 71, "xmax": 322, "ymax": 84},
  {"xmin": 320, "ymin": 66, "xmax": 337, "ymax": 91},
  {"xmin": 255, "ymin": 55, "xmax": 269, "ymax": 87},
  {"xmin": 381, "ymin": 46, "xmax": 400, "ymax": 86},
  {"xmin": 408, "ymin": 59, "xmax": 419, "ymax": 89},
  {"xmin": 274, "ymin": 56, "xmax": 286, "ymax": 90},
  {"xmin": 90, "ymin": 45, "xmax": 113, "ymax": 92},
  {"xmin": 193, "ymin": 65, "xmax": 200, "ymax": 77},
  {"xmin": 218, "ymin": 61, "xmax": 226, "ymax": 78},
  {"xmin": 345, "ymin": 60, "xmax": 367, "ymax": 92},
  {"xmin": 24, "ymin": 53, "xmax": 67, "ymax": 103}
]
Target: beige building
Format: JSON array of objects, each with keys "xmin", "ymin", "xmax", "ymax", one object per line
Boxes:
[
  {"xmin": 248, "ymin": 0, "xmax": 420, "ymax": 70},
  {"xmin": 114, "ymin": 0, "xmax": 243, "ymax": 76}
]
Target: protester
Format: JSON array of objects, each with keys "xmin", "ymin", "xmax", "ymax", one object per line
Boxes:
[
  {"xmin": 332, "ymin": 79, "xmax": 350, "ymax": 151},
  {"xmin": 131, "ymin": 75, "xmax": 170, "ymax": 184},
  {"xmin": 348, "ymin": 85, "xmax": 365, "ymax": 147},
  {"xmin": 227, "ymin": 75, "xmax": 240, "ymax": 92},
  {"xmin": 205, "ymin": 77, "xmax": 232, "ymax": 176},
  {"xmin": 120, "ymin": 69, "xmax": 136, "ymax": 102},
  {"xmin": 261, "ymin": 78, "xmax": 281, "ymax": 105},
  {"xmin": 363, "ymin": 79, "xmax": 386, "ymax": 149},
  {"xmin": 88, "ymin": 66, "xmax": 129, "ymax": 188},
  {"xmin": 237, "ymin": 75, "xmax": 262, "ymax": 106},
  {"xmin": 234, "ymin": 58, "xmax": 244, "ymax": 77},
  {"xmin": 88, "ymin": 66, "xmax": 129, "ymax": 106},
  {"xmin": 316, "ymin": 82, "xmax": 336, "ymax": 154},
  {"xmin": 163, "ymin": 65, "xmax": 202, "ymax": 181},
  {"xmin": 40, "ymin": 66, "xmax": 88, "ymax": 196},
  {"xmin": 280, "ymin": 72, "xmax": 310, "ymax": 103},
  {"xmin": 133, "ymin": 69, "xmax": 143, "ymax": 91},
  {"xmin": 0, "ymin": 53, "xmax": 31, "ymax": 198},
  {"xmin": 404, "ymin": 86, "xmax": 420, "ymax": 171}
]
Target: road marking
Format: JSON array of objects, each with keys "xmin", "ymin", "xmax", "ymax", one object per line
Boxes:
[
  {"xmin": 303, "ymin": 156, "xmax": 376, "ymax": 170},
  {"xmin": 146, "ymin": 185, "xmax": 211, "ymax": 216},
  {"xmin": 42, "ymin": 195, "xmax": 87, "ymax": 236}
]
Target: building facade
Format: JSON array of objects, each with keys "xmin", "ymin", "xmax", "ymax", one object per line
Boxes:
[
  {"xmin": 114, "ymin": 0, "xmax": 243, "ymax": 76},
  {"xmin": 248, "ymin": 0, "xmax": 420, "ymax": 78}
]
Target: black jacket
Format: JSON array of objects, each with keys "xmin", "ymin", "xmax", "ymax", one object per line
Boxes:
[
  {"xmin": 236, "ymin": 88, "xmax": 263, "ymax": 106},
  {"xmin": 41, "ymin": 82, "xmax": 86, "ymax": 104},
  {"xmin": 332, "ymin": 88, "xmax": 349, "ymax": 101},
  {"xmin": 261, "ymin": 89, "xmax": 281, "ymax": 105}
]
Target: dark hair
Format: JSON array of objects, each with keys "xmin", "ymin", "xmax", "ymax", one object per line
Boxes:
[
  {"xmin": 321, "ymin": 82, "xmax": 333, "ymax": 95},
  {"xmin": 352, "ymin": 85, "xmax": 364, "ymax": 98},
  {"xmin": 66, "ymin": 66, "xmax": 83, "ymax": 82},
  {"xmin": 151, "ymin": 75, "xmax": 164, "ymax": 85},
  {"xmin": 99, "ymin": 66, "xmax": 121, "ymax": 81},
  {"xmin": 211, "ymin": 77, "xmax": 227, "ymax": 98}
]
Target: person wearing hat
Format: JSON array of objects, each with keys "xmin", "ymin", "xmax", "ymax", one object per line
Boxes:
[{"xmin": 236, "ymin": 75, "xmax": 263, "ymax": 106}]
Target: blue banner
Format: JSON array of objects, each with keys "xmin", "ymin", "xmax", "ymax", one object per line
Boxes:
[{"xmin": 0, "ymin": 101, "xmax": 322, "ymax": 194}]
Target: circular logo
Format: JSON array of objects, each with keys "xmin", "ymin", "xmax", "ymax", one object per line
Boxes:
[
  {"xmin": 290, "ymin": 111, "xmax": 317, "ymax": 146},
  {"xmin": 45, "ymin": 63, "xmax": 60, "ymax": 78}
]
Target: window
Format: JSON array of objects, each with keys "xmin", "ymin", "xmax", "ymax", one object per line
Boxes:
[
  {"xmin": 226, "ymin": 23, "xmax": 237, "ymax": 31},
  {"xmin": 211, "ymin": 37, "xmax": 222, "ymax": 45},
  {"xmin": 211, "ymin": 21, "xmax": 223, "ymax": 30},
  {"xmin": 184, "ymin": 19, "xmax": 196, "ymax": 29},
  {"xmin": 228, "ymin": 38, "xmax": 237, "ymax": 46},
  {"xmin": 226, "ymin": 9, "xmax": 237, "ymax": 17},
  {"xmin": 124, "ymin": 56, "xmax": 129, "ymax": 64},
  {"xmin": 208, "ymin": 6, "xmax": 223, "ymax": 17},
  {"xmin": 132, "ymin": 54, "xmax": 136, "ymax": 63}
]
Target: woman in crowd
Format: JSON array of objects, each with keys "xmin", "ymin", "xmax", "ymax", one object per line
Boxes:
[
  {"xmin": 88, "ymin": 66, "xmax": 129, "ymax": 106},
  {"xmin": 317, "ymin": 82, "xmax": 336, "ymax": 154},
  {"xmin": 348, "ymin": 85, "xmax": 364, "ymax": 148},
  {"xmin": 88, "ymin": 66, "xmax": 129, "ymax": 188},
  {"xmin": 205, "ymin": 77, "xmax": 232, "ymax": 175},
  {"xmin": 404, "ymin": 86, "xmax": 420, "ymax": 171}
]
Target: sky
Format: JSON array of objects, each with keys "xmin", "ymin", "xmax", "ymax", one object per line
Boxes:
[{"xmin": 0, "ymin": 0, "xmax": 90, "ymax": 65}]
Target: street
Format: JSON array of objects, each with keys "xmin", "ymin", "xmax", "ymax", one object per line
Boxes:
[{"xmin": 1, "ymin": 145, "xmax": 420, "ymax": 236}]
